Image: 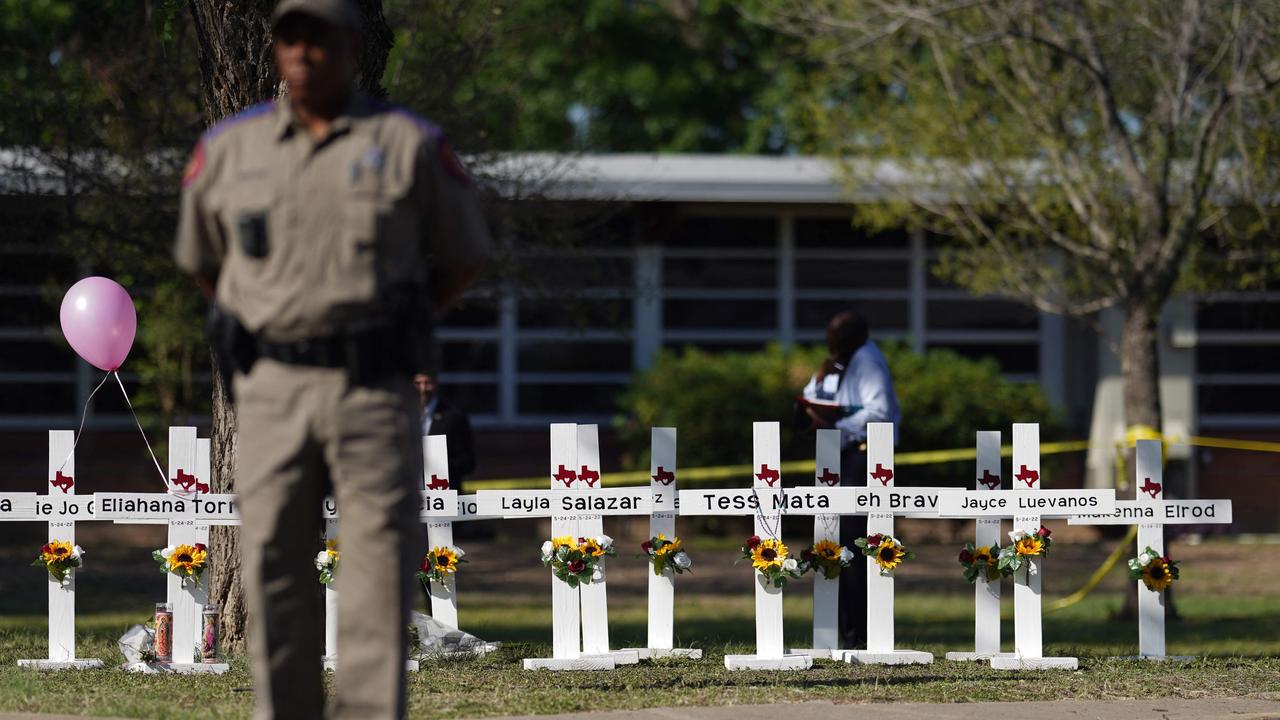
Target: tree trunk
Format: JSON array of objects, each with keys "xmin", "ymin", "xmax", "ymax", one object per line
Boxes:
[
  {"xmin": 186, "ymin": 0, "xmax": 393, "ymax": 651},
  {"xmin": 1116, "ymin": 300, "xmax": 1163, "ymax": 621}
]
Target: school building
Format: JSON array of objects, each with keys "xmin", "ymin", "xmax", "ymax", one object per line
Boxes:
[{"xmin": 1, "ymin": 154, "xmax": 1275, "ymax": 529}]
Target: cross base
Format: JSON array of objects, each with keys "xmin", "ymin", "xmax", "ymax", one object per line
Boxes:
[
  {"xmin": 724, "ymin": 654, "xmax": 811, "ymax": 670},
  {"xmin": 623, "ymin": 647, "xmax": 702, "ymax": 660},
  {"xmin": 786, "ymin": 647, "xmax": 840, "ymax": 660},
  {"xmin": 323, "ymin": 657, "xmax": 419, "ymax": 672},
  {"xmin": 945, "ymin": 651, "xmax": 1017, "ymax": 662},
  {"xmin": 990, "ymin": 655, "xmax": 1077, "ymax": 670},
  {"xmin": 522, "ymin": 655, "xmax": 616, "ymax": 671},
  {"xmin": 839, "ymin": 649, "xmax": 933, "ymax": 665},
  {"xmin": 17, "ymin": 658, "xmax": 103, "ymax": 670}
]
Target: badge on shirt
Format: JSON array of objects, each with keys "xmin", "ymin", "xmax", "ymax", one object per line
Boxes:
[{"xmin": 350, "ymin": 146, "xmax": 386, "ymax": 184}]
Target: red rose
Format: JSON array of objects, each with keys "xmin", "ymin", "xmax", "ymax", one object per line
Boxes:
[
  {"xmin": 641, "ymin": 541, "xmax": 653, "ymax": 554},
  {"xmin": 746, "ymin": 535, "xmax": 761, "ymax": 549},
  {"xmin": 194, "ymin": 543, "xmax": 207, "ymax": 552},
  {"xmin": 867, "ymin": 534, "xmax": 884, "ymax": 547},
  {"xmin": 1162, "ymin": 554, "xmax": 1172, "ymax": 564},
  {"xmin": 958, "ymin": 548, "xmax": 973, "ymax": 564},
  {"xmin": 1037, "ymin": 526, "xmax": 1052, "ymax": 539},
  {"xmin": 40, "ymin": 544, "xmax": 51, "ymax": 555},
  {"xmin": 418, "ymin": 555, "xmax": 432, "ymax": 572},
  {"xmin": 578, "ymin": 537, "xmax": 587, "ymax": 545},
  {"xmin": 568, "ymin": 559, "xmax": 585, "ymax": 574},
  {"xmin": 801, "ymin": 548, "xmax": 815, "ymax": 561}
]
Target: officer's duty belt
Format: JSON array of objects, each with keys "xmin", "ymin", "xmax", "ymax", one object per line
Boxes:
[{"xmin": 257, "ymin": 326, "xmax": 400, "ymax": 379}]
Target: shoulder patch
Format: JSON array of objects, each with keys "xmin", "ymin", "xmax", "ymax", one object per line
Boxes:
[
  {"xmin": 436, "ymin": 136, "xmax": 471, "ymax": 187},
  {"xmin": 203, "ymin": 101, "xmax": 276, "ymax": 142},
  {"xmin": 182, "ymin": 141, "xmax": 205, "ymax": 188}
]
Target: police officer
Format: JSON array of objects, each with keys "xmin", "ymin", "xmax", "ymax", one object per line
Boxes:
[{"xmin": 174, "ymin": 0, "xmax": 490, "ymax": 717}]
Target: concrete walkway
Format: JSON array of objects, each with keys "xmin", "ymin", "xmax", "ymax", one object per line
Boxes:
[{"xmin": 481, "ymin": 696, "xmax": 1280, "ymax": 720}]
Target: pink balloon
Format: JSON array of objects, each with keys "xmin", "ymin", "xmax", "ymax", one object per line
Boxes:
[{"xmin": 59, "ymin": 277, "xmax": 137, "ymax": 371}]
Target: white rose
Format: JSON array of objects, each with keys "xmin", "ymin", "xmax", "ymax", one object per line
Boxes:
[
  {"xmin": 673, "ymin": 552, "xmax": 692, "ymax": 569},
  {"xmin": 1008, "ymin": 530, "xmax": 1027, "ymax": 543},
  {"xmin": 782, "ymin": 558, "xmax": 798, "ymax": 572},
  {"xmin": 1138, "ymin": 551, "xmax": 1154, "ymax": 566},
  {"xmin": 597, "ymin": 534, "xmax": 613, "ymax": 549},
  {"xmin": 161, "ymin": 545, "xmax": 175, "ymax": 559},
  {"xmin": 839, "ymin": 548, "xmax": 855, "ymax": 564},
  {"xmin": 541, "ymin": 541, "xmax": 554, "ymax": 558},
  {"xmin": 453, "ymin": 546, "xmax": 466, "ymax": 559},
  {"xmin": 72, "ymin": 545, "xmax": 84, "ymax": 559},
  {"xmin": 315, "ymin": 550, "xmax": 331, "ymax": 566}
]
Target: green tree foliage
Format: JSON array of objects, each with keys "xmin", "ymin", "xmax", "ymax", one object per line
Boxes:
[
  {"xmin": 2, "ymin": 0, "xmax": 208, "ymax": 429},
  {"xmin": 384, "ymin": 0, "xmax": 809, "ymax": 153},
  {"xmin": 614, "ymin": 343, "xmax": 1060, "ymax": 486},
  {"xmin": 759, "ymin": 1, "xmax": 1280, "ymax": 434}
]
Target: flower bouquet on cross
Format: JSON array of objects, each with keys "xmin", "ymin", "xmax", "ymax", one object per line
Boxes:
[
  {"xmin": 153, "ymin": 543, "xmax": 209, "ymax": 588},
  {"xmin": 854, "ymin": 533, "xmax": 915, "ymax": 576},
  {"xmin": 639, "ymin": 534, "xmax": 692, "ymax": 577},
  {"xmin": 541, "ymin": 534, "xmax": 614, "ymax": 588},
  {"xmin": 1128, "ymin": 546, "xmax": 1179, "ymax": 592},
  {"xmin": 417, "ymin": 545, "xmax": 467, "ymax": 585},
  {"xmin": 739, "ymin": 535, "xmax": 803, "ymax": 588},
  {"xmin": 957, "ymin": 541, "xmax": 1004, "ymax": 583},
  {"xmin": 33, "ymin": 540, "xmax": 83, "ymax": 587},
  {"xmin": 996, "ymin": 526, "xmax": 1052, "ymax": 575},
  {"xmin": 798, "ymin": 539, "xmax": 855, "ymax": 580},
  {"xmin": 315, "ymin": 538, "xmax": 339, "ymax": 586}
]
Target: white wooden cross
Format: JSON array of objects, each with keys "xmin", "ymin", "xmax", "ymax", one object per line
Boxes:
[
  {"xmin": 788, "ymin": 428, "xmax": 842, "ymax": 658},
  {"xmin": 322, "ymin": 474, "xmax": 460, "ymax": 672},
  {"xmin": 574, "ymin": 424, "xmax": 636, "ymax": 664},
  {"xmin": 423, "ymin": 434, "xmax": 458, "ymax": 630},
  {"xmin": 16, "ymin": 430, "xmax": 103, "ymax": 670},
  {"xmin": 678, "ymin": 421, "xmax": 812, "ymax": 671},
  {"xmin": 935, "ymin": 423, "xmax": 1117, "ymax": 670},
  {"xmin": 1066, "ymin": 438, "xmax": 1232, "ymax": 660},
  {"xmin": 839, "ymin": 422, "xmax": 934, "ymax": 665},
  {"xmin": 945, "ymin": 430, "xmax": 1013, "ymax": 662},
  {"xmin": 622, "ymin": 427, "xmax": 701, "ymax": 660},
  {"xmin": 476, "ymin": 423, "xmax": 648, "ymax": 670}
]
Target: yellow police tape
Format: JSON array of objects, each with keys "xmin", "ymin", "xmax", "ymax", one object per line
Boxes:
[
  {"xmin": 467, "ymin": 431, "xmax": 1277, "ymax": 491},
  {"xmin": 1043, "ymin": 524, "xmax": 1137, "ymax": 613}
]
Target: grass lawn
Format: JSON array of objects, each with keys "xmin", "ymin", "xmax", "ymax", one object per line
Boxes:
[{"xmin": 1, "ymin": 591, "xmax": 1278, "ymax": 719}]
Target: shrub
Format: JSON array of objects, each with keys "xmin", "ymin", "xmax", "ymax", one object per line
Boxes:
[{"xmin": 613, "ymin": 341, "xmax": 1063, "ymax": 487}]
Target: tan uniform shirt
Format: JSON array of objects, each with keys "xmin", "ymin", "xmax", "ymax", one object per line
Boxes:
[{"xmin": 174, "ymin": 94, "xmax": 490, "ymax": 341}]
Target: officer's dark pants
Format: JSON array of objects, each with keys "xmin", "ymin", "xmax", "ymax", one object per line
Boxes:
[{"xmin": 838, "ymin": 444, "xmax": 868, "ymax": 649}]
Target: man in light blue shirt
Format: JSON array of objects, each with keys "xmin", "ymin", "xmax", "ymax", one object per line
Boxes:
[{"xmin": 801, "ymin": 310, "xmax": 900, "ymax": 649}]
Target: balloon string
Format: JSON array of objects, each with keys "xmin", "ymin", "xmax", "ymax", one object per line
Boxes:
[
  {"xmin": 56, "ymin": 371, "xmax": 112, "ymax": 475},
  {"xmin": 112, "ymin": 371, "xmax": 174, "ymax": 494}
]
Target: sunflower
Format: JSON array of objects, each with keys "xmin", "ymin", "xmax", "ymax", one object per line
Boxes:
[
  {"xmin": 973, "ymin": 545, "xmax": 994, "ymax": 565},
  {"xmin": 432, "ymin": 546, "xmax": 461, "ymax": 574},
  {"xmin": 551, "ymin": 535, "xmax": 576, "ymax": 552},
  {"xmin": 814, "ymin": 539, "xmax": 842, "ymax": 561},
  {"xmin": 653, "ymin": 535, "xmax": 682, "ymax": 557},
  {"xmin": 41, "ymin": 540, "xmax": 75, "ymax": 566},
  {"xmin": 1014, "ymin": 535, "xmax": 1044, "ymax": 557},
  {"xmin": 579, "ymin": 537, "xmax": 605, "ymax": 557},
  {"xmin": 751, "ymin": 538, "xmax": 788, "ymax": 571},
  {"xmin": 1141, "ymin": 559, "xmax": 1174, "ymax": 592},
  {"xmin": 874, "ymin": 541, "xmax": 906, "ymax": 572},
  {"xmin": 167, "ymin": 544, "xmax": 208, "ymax": 577}
]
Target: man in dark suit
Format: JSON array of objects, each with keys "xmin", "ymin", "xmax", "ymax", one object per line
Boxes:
[{"xmin": 413, "ymin": 373, "xmax": 476, "ymax": 491}]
